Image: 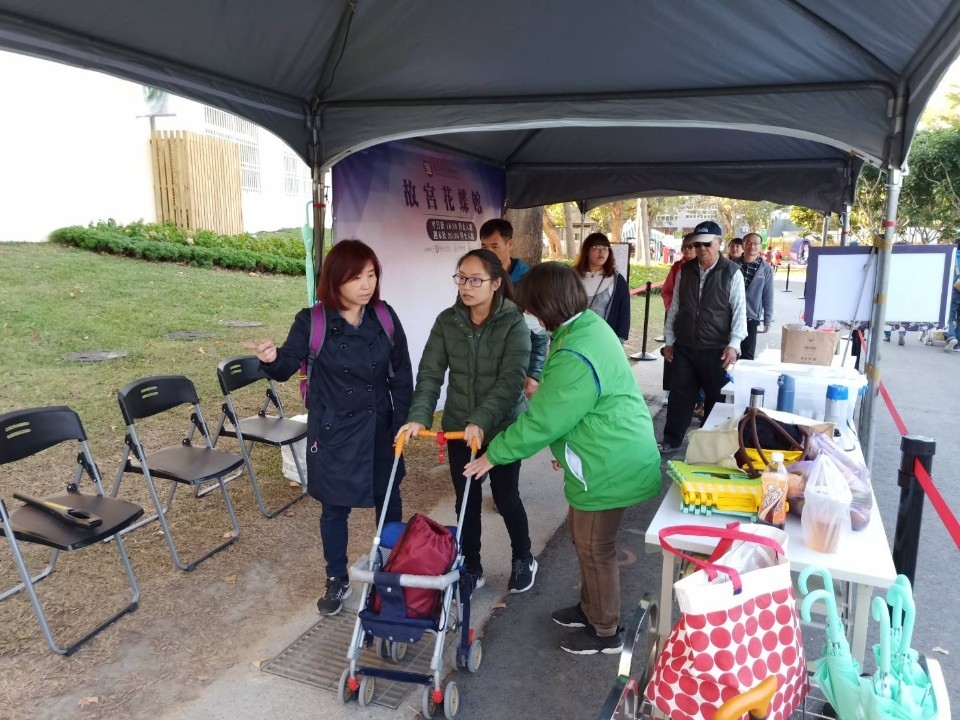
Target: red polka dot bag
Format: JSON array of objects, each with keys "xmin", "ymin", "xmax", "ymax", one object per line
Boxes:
[{"xmin": 644, "ymin": 523, "xmax": 808, "ymax": 720}]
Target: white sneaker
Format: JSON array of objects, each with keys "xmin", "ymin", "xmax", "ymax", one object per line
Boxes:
[{"xmin": 945, "ymin": 338, "xmax": 957, "ymax": 352}]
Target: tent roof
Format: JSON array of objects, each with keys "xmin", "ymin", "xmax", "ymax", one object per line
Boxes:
[{"xmin": 1, "ymin": 1, "xmax": 958, "ymax": 212}]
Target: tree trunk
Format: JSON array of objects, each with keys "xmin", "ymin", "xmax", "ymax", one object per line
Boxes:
[
  {"xmin": 562, "ymin": 202, "xmax": 578, "ymax": 259},
  {"xmin": 639, "ymin": 197, "xmax": 652, "ymax": 265},
  {"xmin": 504, "ymin": 206, "xmax": 543, "ymax": 267},
  {"xmin": 610, "ymin": 201, "xmax": 624, "ymax": 244},
  {"xmin": 542, "ymin": 213, "xmax": 561, "ymax": 257}
]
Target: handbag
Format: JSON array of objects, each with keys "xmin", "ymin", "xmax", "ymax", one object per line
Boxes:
[
  {"xmin": 736, "ymin": 408, "xmax": 814, "ymax": 476},
  {"xmin": 644, "ymin": 523, "xmax": 808, "ymax": 720}
]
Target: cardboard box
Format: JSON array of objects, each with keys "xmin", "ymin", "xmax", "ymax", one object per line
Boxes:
[{"xmin": 780, "ymin": 326, "xmax": 839, "ymax": 366}]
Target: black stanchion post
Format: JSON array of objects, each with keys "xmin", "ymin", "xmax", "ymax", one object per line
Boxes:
[
  {"xmin": 630, "ymin": 281, "xmax": 657, "ymax": 361},
  {"xmin": 782, "ymin": 263, "xmax": 792, "ymax": 293},
  {"xmin": 893, "ymin": 435, "xmax": 936, "ymax": 587}
]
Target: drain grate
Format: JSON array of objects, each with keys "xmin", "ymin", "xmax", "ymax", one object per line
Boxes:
[{"xmin": 261, "ymin": 611, "xmax": 455, "ymax": 709}]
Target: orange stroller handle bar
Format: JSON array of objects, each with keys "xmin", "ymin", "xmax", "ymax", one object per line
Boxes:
[
  {"xmin": 394, "ymin": 429, "xmax": 477, "ymax": 457},
  {"xmin": 713, "ymin": 676, "xmax": 778, "ymax": 720}
]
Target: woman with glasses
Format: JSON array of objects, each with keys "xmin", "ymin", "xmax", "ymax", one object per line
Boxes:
[
  {"xmin": 573, "ymin": 233, "xmax": 631, "ymax": 342},
  {"xmin": 396, "ymin": 248, "xmax": 537, "ymax": 594}
]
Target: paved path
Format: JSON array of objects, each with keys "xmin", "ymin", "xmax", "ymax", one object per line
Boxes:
[{"xmin": 165, "ymin": 274, "xmax": 960, "ymax": 718}]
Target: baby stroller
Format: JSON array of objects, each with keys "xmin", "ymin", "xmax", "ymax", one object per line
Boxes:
[{"xmin": 338, "ymin": 430, "xmax": 483, "ymax": 719}]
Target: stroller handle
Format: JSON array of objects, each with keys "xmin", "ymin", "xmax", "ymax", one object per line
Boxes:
[{"xmin": 394, "ymin": 430, "xmax": 478, "ymax": 457}]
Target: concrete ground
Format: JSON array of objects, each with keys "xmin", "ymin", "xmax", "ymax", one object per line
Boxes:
[{"xmin": 162, "ymin": 273, "xmax": 959, "ymax": 719}]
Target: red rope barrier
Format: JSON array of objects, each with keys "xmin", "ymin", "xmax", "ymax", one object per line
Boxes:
[
  {"xmin": 629, "ymin": 279, "xmax": 666, "ymax": 296},
  {"xmin": 913, "ymin": 460, "xmax": 960, "ymax": 550}
]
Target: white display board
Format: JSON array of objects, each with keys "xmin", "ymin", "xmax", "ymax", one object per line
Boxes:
[
  {"xmin": 803, "ymin": 245, "xmax": 954, "ymax": 325},
  {"xmin": 610, "ymin": 242, "xmax": 629, "ymax": 281}
]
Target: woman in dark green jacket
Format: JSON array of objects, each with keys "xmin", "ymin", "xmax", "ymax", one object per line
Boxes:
[{"xmin": 397, "ymin": 249, "xmax": 537, "ymax": 595}]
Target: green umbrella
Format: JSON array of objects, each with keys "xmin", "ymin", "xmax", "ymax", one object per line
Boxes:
[
  {"xmin": 799, "ymin": 567, "xmax": 863, "ymax": 720},
  {"xmin": 871, "ymin": 577, "xmax": 940, "ymax": 718},
  {"xmin": 862, "ymin": 597, "xmax": 913, "ymax": 720}
]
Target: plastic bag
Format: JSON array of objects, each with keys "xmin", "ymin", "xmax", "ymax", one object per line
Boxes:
[
  {"xmin": 809, "ymin": 432, "xmax": 873, "ymax": 530},
  {"xmin": 801, "ymin": 453, "xmax": 852, "ymax": 553}
]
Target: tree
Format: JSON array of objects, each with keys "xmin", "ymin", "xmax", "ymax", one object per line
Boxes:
[{"xmin": 504, "ymin": 207, "xmax": 544, "ymax": 266}]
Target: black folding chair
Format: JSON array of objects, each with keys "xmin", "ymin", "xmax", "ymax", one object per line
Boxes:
[
  {"xmin": 0, "ymin": 406, "xmax": 143, "ymax": 656},
  {"xmin": 112, "ymin": 376, "xmax": 242, "ymax": 572},
  {"xmin": 211, "ymin": 356, "xmax": 307, "ymax": 518}
]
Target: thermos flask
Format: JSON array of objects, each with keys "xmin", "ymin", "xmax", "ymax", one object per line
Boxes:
[
  {"xmin": 749, "ymin": 387, "xmax": 765, "ymax": 409},
  {"xmin": 777, "ymin": 374, "xmax": 796, "ymax": 413}
]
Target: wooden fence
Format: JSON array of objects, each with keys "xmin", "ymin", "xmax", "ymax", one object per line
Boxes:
[{"xmin": 150, "ymin": 130, "xmax": 244, "ymax": 235}]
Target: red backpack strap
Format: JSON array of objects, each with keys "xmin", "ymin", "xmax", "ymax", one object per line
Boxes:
[{"xmin": 373, "ymin": 300, "xmax": 394, "ymax": 342}]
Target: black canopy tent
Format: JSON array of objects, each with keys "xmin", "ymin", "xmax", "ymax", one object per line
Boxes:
[{"xmin": 1, "ymin": 0, "xmax": 959, "ymax": 462}]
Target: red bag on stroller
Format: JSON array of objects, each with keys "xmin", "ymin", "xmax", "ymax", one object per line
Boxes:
[{"xmin": 372, "ymin": 513, "xmax": 457, "ymax": 619}]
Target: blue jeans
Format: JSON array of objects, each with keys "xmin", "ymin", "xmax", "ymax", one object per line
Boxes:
[
  {"xmin": 319, "ymin": 482, "xmax": 402, "ymax": 578},
  {"xmin": 948, "ymin": 289, "xmax": 960, "ymax": 342}
]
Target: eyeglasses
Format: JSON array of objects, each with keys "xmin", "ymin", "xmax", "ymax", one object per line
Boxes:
[
  {"xmin": 681, "ymin": 245, "xmax": 695, "ymax": 252},
  {"xmin": 692, "ymin": 241, "xmax": 715, "ymax": 249},
  {"xmin": 453, "ymin": 274, "xmax": 493, "ymax": 287}
]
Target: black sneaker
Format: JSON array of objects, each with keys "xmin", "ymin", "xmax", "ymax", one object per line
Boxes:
[
  {"xmin": 560, "ymin": 625, "xmax": 625, "ymax": 655},
  {"xmin": 316, "ymin": 576, "xmax": 352, "ymax": 616},
  {"xmin": 466, "ymin": 566, "xmax": 486, "ymax": 590},
  {"xmin": 508, "ymin": 557, "xmax": 538, "ymax": 594},
  {"xmin": 551, "ymin": 604, "xmax": 588, "ymax": 628}
]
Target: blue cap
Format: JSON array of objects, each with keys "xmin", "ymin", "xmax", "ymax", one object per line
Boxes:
[
  {"xmin": 691, "ymin": 220, "xmax": 722, "ymax": 239},
  {"xmin": 826, "ymin": 384, "xmax": 848, "ymax": 400}
]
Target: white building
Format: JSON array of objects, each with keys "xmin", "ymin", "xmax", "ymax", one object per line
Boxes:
[{"xmin": 0, "ymin": 50, "xmax": 312, "ymax": 242}]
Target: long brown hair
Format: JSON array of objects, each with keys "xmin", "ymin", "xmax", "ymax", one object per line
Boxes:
[{"xmin": 574, "ymin": 232, "xmax": 615, "ymax": 277}]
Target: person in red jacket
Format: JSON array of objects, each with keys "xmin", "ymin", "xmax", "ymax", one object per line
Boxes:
[{"xmin": 660, "ymin": 235, "xmax": 695, "ymax": 406}]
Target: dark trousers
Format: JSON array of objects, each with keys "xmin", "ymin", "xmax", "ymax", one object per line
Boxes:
[
  {"xmin": 740, "ymin": 319, "xmax": 760, "ymax": 360},
  {"xmin": 447, "ymin": 440, "xmax": 531, "ymax": 572},
  {"xmin": 663, "ymin": 343, "xmax": 728, "ymax": 447},
  {"xmin": 319, "ymin": 481, "xmax": 402, "ymax": 578}
]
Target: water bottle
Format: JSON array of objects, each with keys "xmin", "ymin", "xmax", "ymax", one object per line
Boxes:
[
  {"xmin": 824, "ymin": 384, "xmax": 848, "ymax": 426},
  {"xmin": 749, "ymin": 387, "xmax": 765, "ymax": 409},
  {"xmin": 777, "ymin": 374, "xmax": 796, "ymax": 413}
]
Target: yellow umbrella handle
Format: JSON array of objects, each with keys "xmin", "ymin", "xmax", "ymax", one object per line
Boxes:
[
  {"xmin": 395, "ymin": 429, "xmax": 475, "ymax": 456},
  {"xmin": 713, "ymin": 676, "xmax": 778, "ymax": 720}
]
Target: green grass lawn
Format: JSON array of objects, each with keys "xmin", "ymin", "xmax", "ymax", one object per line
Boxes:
[{"xmin": 0, "ymin": 242, "xmax": 308, "ymax": 439}]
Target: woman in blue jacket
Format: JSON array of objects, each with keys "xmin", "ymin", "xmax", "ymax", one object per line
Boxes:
[{"xmin": 246, "ymin": 240, "xmax": 413, "ymax": 616}]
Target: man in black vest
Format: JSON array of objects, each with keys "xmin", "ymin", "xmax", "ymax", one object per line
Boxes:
[{"xmin": 659, "ymin": 221, "xmax": 747, "ymax": 454}]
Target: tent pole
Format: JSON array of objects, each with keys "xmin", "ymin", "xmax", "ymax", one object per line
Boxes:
[
  {"xmin": 821, "ymin": 214, "xmax": 830, "ymax": 246},
  {"xmin": 860, "ymin": 168, "xmax": 902, "ymax": 469},
  {"xmin": 840, "ymin": 203, "xmax": 852, "ymax": 247}
]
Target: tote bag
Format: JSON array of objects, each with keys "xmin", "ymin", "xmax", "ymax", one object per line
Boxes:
[{"xmin": 644, "ymin": 523, "xmax": 808, "ymax": 720}]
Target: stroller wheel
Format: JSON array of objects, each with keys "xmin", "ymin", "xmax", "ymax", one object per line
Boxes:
[
  {"xmin": 443, "ymin": 681, "xmax": 460, "ymax": 719},
  {"xmin": 374, "ymin": 637, "xmax": 389, "ymax": 660},
  {"xmin": 358, "ymin": 676, "xmax": 375, "ymax": 707},
  {"xmin": 422, "ymin": 686, "xmax": 439, "ymax": 718},
  {"xmin": 390, "ymin": 641, "xmax": 407, "ymax": 662},
  {"xmin": 466, "ymin": 639, "xmax": 482, "ymax": 673},
  {"xmin": 337, "ymin": 668, "xmax": 355, "ymax": 704}
]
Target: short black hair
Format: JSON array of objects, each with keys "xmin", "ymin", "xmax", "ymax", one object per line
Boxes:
[
  {"xmin": 729, "ymin": 237, "xmax": 744, "ymax": 246},
  {"xmin": 515, "ymin": 262, "xmax": 587, "ymax": 332},
  {"xmin": 479, "ymin": 218, "xmax": 513, "ymax": 240}
]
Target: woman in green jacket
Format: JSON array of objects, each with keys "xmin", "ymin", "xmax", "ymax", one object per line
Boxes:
[
  {"xmin": 397, "ymin": 249, "xmax": 537, "ymax": 594},
  {"xmin": 465, "ymin": 262, "xmax": 662, "ymax": 655}
]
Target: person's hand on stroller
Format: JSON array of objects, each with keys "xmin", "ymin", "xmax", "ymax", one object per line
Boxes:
[
  {"xmin": 463, "ymin": 423, "xmax": 484, "ymax": 450},
  {"xmin": 463, "ymin": 453, "xmax": 493, "ymax": 481},
  {"xmin": 395, "ymin": 421, "xmax": 426, "ymax": 444}
]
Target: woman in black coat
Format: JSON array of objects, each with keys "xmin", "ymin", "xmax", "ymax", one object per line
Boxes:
[{"xmin": 246, "ymin": 240, "xmax": 413, "ymax": 616}]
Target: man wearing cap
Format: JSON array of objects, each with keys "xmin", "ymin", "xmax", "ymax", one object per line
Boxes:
[
  {"xmin": 738, "ymin": 232, "xmax": 775, "ymax": 360},
  {"xmin": 660, "ymin": 221, "xmax": 747, "ymax": 454}
]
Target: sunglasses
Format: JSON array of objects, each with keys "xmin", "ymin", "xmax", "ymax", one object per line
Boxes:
[{"xmin": 692, "ymin": 241, "xmax": 715, "ymax": 249}]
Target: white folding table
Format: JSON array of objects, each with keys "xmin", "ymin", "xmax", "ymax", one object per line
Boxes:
[{"xmin": 644, "ymin": 403, "xmax": 897, "ymax": 665}]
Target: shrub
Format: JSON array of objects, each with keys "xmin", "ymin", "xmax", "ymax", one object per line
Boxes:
[{"xmin": 51, "ymin": 222, "xmax": 309, "ymax": 275}]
